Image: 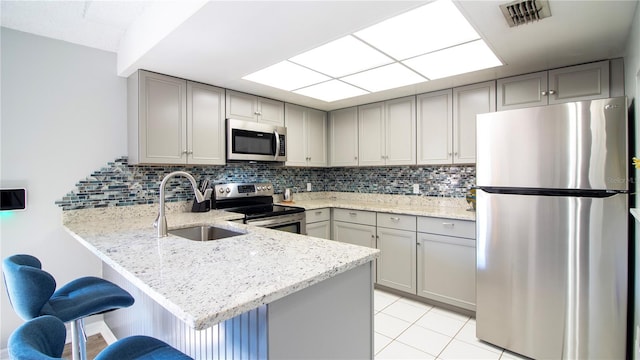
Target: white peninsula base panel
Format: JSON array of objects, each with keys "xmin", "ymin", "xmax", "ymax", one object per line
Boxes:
[{"xmin": 104, "ymin": 262, "xmax": 374, "ymax": 360}]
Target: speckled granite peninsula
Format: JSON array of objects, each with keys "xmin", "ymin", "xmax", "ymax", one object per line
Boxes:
[{"xmin": 63, "ymin": 202, "xmax": 379, "ymax": 359}]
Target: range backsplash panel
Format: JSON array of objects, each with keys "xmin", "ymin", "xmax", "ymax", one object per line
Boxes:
[{"xmin": 55, "ymin": 157, "xmax": 475, "ymax": 210}]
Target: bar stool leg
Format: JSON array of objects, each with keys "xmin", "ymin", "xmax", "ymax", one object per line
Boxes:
[{"xmin": 70, "ymin": 319, "xmax": 88, "ymax": 360}]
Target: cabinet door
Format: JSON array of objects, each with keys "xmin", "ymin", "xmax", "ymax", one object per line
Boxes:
[
  {"xmin": 417, "ymin": 233, "xmax": 476, "ymax": 311},
  {"xmin": 258, "ymin": 97, "xmax": 285, "ymax": 126},
  {"xmin": 307, "ymin": 221, "xmax": 330, "ymax": 239},
  {"xmin": 225, "ymin": 90, "xmax": 258, "ymax": 121},
  {"xmin": 548, "ymin": 60, "xmax": 610, "ymax": 104},
  {"xmin": 187, "ymin": 82, "xmax": 225, "ymax": 165},
  {"xmin": 496, "ymin": 71, "xmax": 548, "ymax": 111},
  {"xmin": 358, "ymin": 102, "xmax": 385, "ymax": 166},
  {"xmin": 284, "ymin": 104, "xmax": 307, "ymax": 166},
  {"xmin": 385, "ymin": 96, "xmax": 416, "ymax": 165},
  {"xmin": 332, "ymin": 221, "xmax": 376, "ymax": 248},
  {"xmin": 376, "ymin": 228, "xmax": 416, "ymax": 294},
  {"xmin": 453, "ymin": 81, "xmax": 495, "ymax": 164},
  {"xmin": 306, "ymin": 108, "xmax": 327, "ymax": 167},
  {"xmin": 138, "ymin": 71, "xmax": 187, "ymax": 164},
  {"xmin": 329, "ymin": 107, "xmax": 359, "ymax": 166},
  {"xmin": 417, "ymin": 90, "xmax": 452, "ymax": 165}
]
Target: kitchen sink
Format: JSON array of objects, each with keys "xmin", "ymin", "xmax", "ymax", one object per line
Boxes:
[{"xmin": 168, "ymin": 225, "xmax": 244, "ymax": 241}]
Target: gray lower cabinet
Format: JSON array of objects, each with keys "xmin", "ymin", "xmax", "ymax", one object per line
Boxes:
[
  {"xmin": 332, "ymin": 209, "xmax": 377, "ymax": 281},
  {"xmin": 305, "ymin": 208, "xmax": 330, "ymax": 239},
  {"xmin": 376, "ymin": 213, "xmax": 417, "ymax": 293},
  {"xmin": 332, "ymin": 210, "xmax": 376, "ymax": 249},
  {"xmin": 417, "ymin": 217, "xmax": 476, "ymax": 311}
]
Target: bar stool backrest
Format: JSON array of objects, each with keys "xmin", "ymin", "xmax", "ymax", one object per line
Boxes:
[{"xmin": 3, "ymin": 254, "xmax": 57, "ymax": 320}]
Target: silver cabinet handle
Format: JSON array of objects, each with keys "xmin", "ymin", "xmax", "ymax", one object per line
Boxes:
[
  {"xmin": 182, "ymin": 150, "xmax": 188, "ymax": 154},
  {"xmin": 548, "ymin": 90, "xmax": 556, "ymax": 95},
  {"xmin": 349, "ymin": 212, "xmax": 358, "ymax": 216},
  {"xmin": 390, "ymin": 217, "xmax": 400, "ymax": 222},
  {"xmin": 315, "ymin": 211, "xmax": 322, "ymax": 215},
  {"xmin": 541, "ymin": 91, "xmax": 548, "ymax": 96},
  {"xmin": 442, "ymin": 222, "xmax": 455, "ymax": 228}
]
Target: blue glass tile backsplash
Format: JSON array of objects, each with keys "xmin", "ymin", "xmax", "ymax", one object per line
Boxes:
[{"xmin": 55, "ymin": 157, "xmax": 475, "ymax": 210}]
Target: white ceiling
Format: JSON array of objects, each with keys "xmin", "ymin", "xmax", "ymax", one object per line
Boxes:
[{"xmin": 2, "ymin": 0, "xmax": 638, "ymax": 111}]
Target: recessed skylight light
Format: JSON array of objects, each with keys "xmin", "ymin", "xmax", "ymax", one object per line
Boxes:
[
  {"xmin": 354, "ymin": 0, "xmax": 480, "ymax": 60},
  {"xmin": 242, "ymin": 61, "xmax": 330, "ymax": 91},
  {"xmin": 293, "ymin": 80, "xmax": 368, "ymax": 102},
  {"xmin": 289, "ymin": 35, "xmax": 393, "ymax": 78},
  {"xmin": 403, "ymin": 40, "xmax": 503, "ymax": 80},
  {"xmin": 341, "ymin": 63, "xmax": 427, "ymax": 92},
  {"xmin": 241, "ymin": 0, "xmax": 503, "ymax": 102}
]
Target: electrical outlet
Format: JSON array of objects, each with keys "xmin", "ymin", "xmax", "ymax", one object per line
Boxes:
[
  {"xmin": 307, "ymin": 183, "xmax": 312, "ymax": 192},
  {"xmin": 413, "ymin": 184, "xmax": 420, "ymax": 194}
]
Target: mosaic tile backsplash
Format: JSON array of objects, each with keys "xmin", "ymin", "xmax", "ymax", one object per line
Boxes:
[{"xmin": 55, "ymin": 157, "xmax": 475, "ymax": 210}]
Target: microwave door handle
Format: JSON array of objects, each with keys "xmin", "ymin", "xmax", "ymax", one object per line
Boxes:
[{"xmin": 274, "ymin": 130, "xmax": 280, "ymax": 161}]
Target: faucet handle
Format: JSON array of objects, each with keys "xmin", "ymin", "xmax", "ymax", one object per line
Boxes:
[{"xmin": 203, "ymin": 188, "xmax": 213, "ymax": 199}]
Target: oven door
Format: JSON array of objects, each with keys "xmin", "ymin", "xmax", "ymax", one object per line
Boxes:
[
  {"xmin": 227, "ymin": 119, "xmax": 287, "ymax": 162},
  {"xmin": 245, "ymin": 213, "xmax": 306, "ymax": 234}
]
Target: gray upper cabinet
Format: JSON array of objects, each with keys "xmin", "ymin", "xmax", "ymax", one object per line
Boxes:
[
  {"xmin": 417, "ymin": 89, "xmax": 453, "ymax": 165},
  {"xmin": 285, "ymin": 104, "xmax": 327, "ymax": 167},
  {"xmin": 225, "ymin": 89, "xmax": 284, "ymax": 126},
  {"xmin": 128, "ymin": 70, "xmax": 225, "ymax": 165},
  {"xmin": 358, "ymin": 96, "xmax": 416, "ymax": 166},
  {"xmin": 497, "ymin": 60, "xmax": 610, "ymax": 111},
  {"xmin": 452, "ymin": 81, "xmax": 496, "ymax": 164},
  {"xmin": 329, "ymin": 107, "xmax": 359, "ymax": 167}
]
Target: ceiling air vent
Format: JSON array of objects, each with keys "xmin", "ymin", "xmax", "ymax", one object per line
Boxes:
[{"xmin": 500, "ymin": 0, "xmax": 551, "ymax": 27}]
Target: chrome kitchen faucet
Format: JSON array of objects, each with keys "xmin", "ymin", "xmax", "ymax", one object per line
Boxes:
[{"xmin": 155, "ymin": 171, "xmax": 211, "ymax": 238}]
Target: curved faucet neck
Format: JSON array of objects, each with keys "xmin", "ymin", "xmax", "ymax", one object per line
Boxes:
[{"xmin": 157, "ymin": 171, "xmax": 204, "ymax": 238}]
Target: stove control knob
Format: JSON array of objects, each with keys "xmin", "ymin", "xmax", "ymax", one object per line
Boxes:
[
  {"xmin": 267, "ymin": 186, "xmax": 272, "ymax": 190},
  {"xmin": 218, "ymin": 188, "xmax": 224, "ymax": 193},
  {"xmin": 225, "ymin": 187, "xmax": 231, "ymax": 193}
]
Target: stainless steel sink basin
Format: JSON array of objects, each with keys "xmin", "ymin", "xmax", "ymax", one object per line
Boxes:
[{"xmin": 168, "ymin": 225, "xmax": 244, "ymax": 241}]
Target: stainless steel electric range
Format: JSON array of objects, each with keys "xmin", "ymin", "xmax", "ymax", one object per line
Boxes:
[{"xmin": 213, "ymin": 182, "xmax": 306, "ymax": 234}]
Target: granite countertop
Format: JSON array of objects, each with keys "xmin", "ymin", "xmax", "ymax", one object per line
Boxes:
[
  {"xmin": 279, "ymin": 198, "xmax": 476, "ymax": 221},
  {"xmin": 62, "ymin": 205, "xmax": 379, "ymax": 330}
]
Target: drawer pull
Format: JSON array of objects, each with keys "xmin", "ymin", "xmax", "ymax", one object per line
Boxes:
[
  {"xmin": 315, "ymin": 211, "xmax": 323, "ymax": 215},
  {"xmin": 442, "ymin": 223, "xmax": 455, "ymax": 228},
  {"xmin": 390, "ymin": 217, "xmax": 400, "ymax": 222},
  {"xmin": 349, "ymin": 212, "xmax": 358, "ymax": 216}
]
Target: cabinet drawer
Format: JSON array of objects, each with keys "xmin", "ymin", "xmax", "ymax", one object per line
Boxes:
[
  {"xmin": 376, "ymin": 213, "xmax": 416, "ymax": 232},
  {"xmin": 417, "ymin": 217, "xmax": 475, "ymax": 239},
  {"xmin": 333, "ymin": 208, "xmax": 376, "ymax": 226},
  {"xmin": 306, "ymin": 208, "xmax": 330, "ymax": 223}
]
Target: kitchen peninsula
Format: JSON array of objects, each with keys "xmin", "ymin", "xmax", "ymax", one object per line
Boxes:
[{"xmin": 62, "ymin": 203, "xmax": 379, "ymax": 359}]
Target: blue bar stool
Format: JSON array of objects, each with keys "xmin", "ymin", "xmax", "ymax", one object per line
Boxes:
[
  {"xmin": 3, "ymin": 254, "xmax": 135, "ymax": 360},
  {"xmin": 9, "ymin": 315, "xmax": 193, "ymax": 359}
]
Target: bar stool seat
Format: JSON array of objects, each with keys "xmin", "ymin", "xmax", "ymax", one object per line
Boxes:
[
  {"xmin": 3, "ymin": 254, "xmax": 134, "ymax": 360},
  {"xmin": 9, "ymin": 315, "xmax": 192, "ymax": 360}
]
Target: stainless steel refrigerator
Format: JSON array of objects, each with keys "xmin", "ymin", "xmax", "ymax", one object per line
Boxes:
[{"xmin": 475, "ymin": 97, "xmax": 629, "ymax": 359}]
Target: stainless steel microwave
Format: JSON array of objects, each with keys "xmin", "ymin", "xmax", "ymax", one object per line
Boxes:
[{"xmin": 226, "ymin": 119, "xmax": 287, "ymax": 162}]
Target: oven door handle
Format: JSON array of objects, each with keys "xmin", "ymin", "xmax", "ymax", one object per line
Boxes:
[
  {"xmin": 274, "ymin": 129, "xmax": 280, "ymax": 161},
  {"xmin": 245, "ymin": 213, "xmax": 304, "ymax": 228}
]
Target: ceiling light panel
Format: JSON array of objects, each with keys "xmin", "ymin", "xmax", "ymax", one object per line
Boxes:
[
  {"xmin": 289, "ymin": 35, "xmax": 394, "ymax": 78},
  {"xmin": 242, "ymin": 61, "xmax": 330, "ymax": 91},
  {"xmin": 341, "ymin": 63, "xmax": 427, "ymax": 92},
  {"xmin": 403, "ymin": 40, "xmax": 502, "ymax": 80},
  {"xmin": 354, "ymin": 0, "xmax": 480, "ymax": 60},
  {"xmin": 294, "ymin": 80, "xmax": 368, "ymax": 102}
]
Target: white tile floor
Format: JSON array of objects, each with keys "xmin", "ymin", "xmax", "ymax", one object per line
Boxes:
[{"xmin": 374, "ymin": 289, "xmax": 529, "ymax": 360}]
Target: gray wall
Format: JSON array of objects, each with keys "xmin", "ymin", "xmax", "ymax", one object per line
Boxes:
[{"xmin": 0, "ymin": 28, "xmax": 127, "ymax": 347}]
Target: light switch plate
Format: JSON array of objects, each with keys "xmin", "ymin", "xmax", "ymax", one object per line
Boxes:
[
  {"xmin": 413, "ymin": 184, "xmax": 420, "ymax": 194},
  {"xmin": 307, "ymin": 183, "xmax": 312, "ymax": 191}
]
